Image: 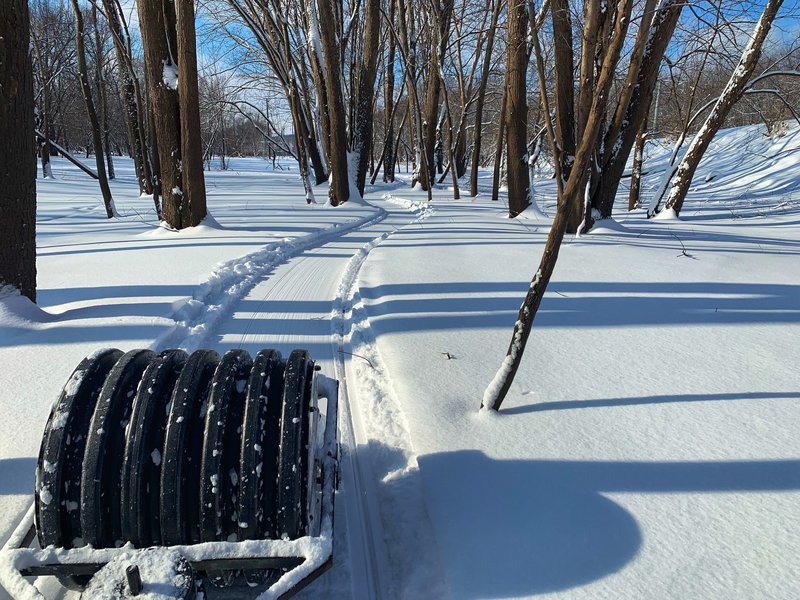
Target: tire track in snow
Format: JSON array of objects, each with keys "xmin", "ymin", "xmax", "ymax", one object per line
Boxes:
[
  {"xmin": 152, "ymin": 207, "xmax": 387, "ymax": 353},
  {"xmin": 331, "ymin": 200, "xmax": 448, "ymax": 599}
]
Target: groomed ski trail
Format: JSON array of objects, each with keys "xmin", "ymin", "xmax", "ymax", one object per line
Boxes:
[
  {"xmin": 206, "ymin": 195, "xmax": 441, "ymax": 599},
  {"xmin": 330, "ymin": 199, "xmax": 448, "ymax": 599}
]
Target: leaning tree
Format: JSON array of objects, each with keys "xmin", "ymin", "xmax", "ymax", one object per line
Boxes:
[{"xmin": 483, "ymin": 0, "xmax": 639, "ymax": 411}]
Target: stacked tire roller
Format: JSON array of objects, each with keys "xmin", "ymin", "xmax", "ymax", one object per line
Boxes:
[{"xmin": 35, "ymin": 347, "xmax": 323, "ymax": 591}]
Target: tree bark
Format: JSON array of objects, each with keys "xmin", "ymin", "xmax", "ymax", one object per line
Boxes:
[
  {"xmin": 504, "ymin": 0, "xmax": 530, "ymax": 217},
  {"xmin": 550, "ymin": 0, "xmax": 576, "ymax": 227},
  {"xmin": 469, "ymin": 0, "xmax": 502, "ymax": 197},
  {"xmin": 491, "ymin": 88, "xmax": 506, "ymax": 202},
  {"xmin": 383, "ymin": 2, "xmax": 397, "ymax": 184},
  {"xmin": 92, "ymin": 7, "xmax": 114, "ymax": 180},
  {"xmin": 353, "ymin": 0, "xmax": 381, "ymax": 196},
  {"xmin": 0, "ymin": 0, "xmax": 37, "ymax": 301},
  {"xmin": 663, "ymin": 0, "xmax": 783, "ymax": 216},
  {"xmin": 138, "ymin": 0, "xmax": 183, "ymax": 227},
  {"xmin": 316, "ymin": 0, "xmax": 350, "ymax": 205},
  {"xmin": 101, "ymin": 0, "xmax": 151, "ymax": 194},
  {"xmin": 628, "ymin": 118, "xmax": 647, "ymax": 211},
  {"xmin": 71, "ymin": 0, "xmax": 114, "ymax": 218},
  {"xmin": 176, "ymin": 0, "xmax": 207, "ymax": 226},
  {"xmin": 589, "ymin": 0, "xmax": 682, "ymax": 221},
  {"xmin": 418, "ymin": 0, "xmax": 454, "ymax": 191}
]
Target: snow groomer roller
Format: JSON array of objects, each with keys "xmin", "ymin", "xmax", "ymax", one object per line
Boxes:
[{"xmin": 0, "ymin": 347, "xmax": 339, "ymax": 599}]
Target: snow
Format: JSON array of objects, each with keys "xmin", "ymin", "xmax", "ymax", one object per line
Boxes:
[
  {"xmin": 82, "ymin": 547, "xmax": 192, "ymax": 599},
  {"xmin": 2, "ymin": 123, "xmax": 800, "ymax": 599},
  {"xmin": 162, "ymin": 60, "xmax": 178, "ymax": 90}
]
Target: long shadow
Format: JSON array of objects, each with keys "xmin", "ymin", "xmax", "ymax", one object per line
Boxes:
[
  {"xmin": 503, "ymin": 391, "xmax": 800, "ymax": 415},
  {"xmin": 359, "ymin": 280, "xmax": 800, "ymax": 331},
  {"xmin": 0, "ymin": 458, "xmax": 36, "ymax": 496},
  {"xmin": 412, "ymin": 449, "xmax": 800, "ymax": 598},
  {"xmin": 37, "ymin": 284, "xmax": 195, "ymax": 305}
]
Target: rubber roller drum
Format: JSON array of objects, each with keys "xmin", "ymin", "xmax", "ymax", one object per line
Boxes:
[
  {"xmin": 160, "ymin": 349, "xmax": 220, "ymax": 545},
  {"xmin": 121, "ymin": 349, "xmax": 187, "ymax": 547},
  {"xmin": 238, "ymin": 349, "xmax": 284, "ymax": 542},
  {"xmin": 276, "ymin": 349, "xmax": 315, "ymax": 540},
  {"xmin": 35, "ymin": 348, "xmax": 123, "ymax": 551},
  {"xmin": 199, "ymin": 349, "xmax": 253, "ymax": 543},
  {"xmin": 81, "ymin": 349, "xmax": 156, "ymax": 548}
]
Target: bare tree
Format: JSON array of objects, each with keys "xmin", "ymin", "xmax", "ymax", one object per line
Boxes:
[
  {"xmin": 0, "ymin": 0, "xmax": 37, "ymax": 301},
  {"xmin": 137, "ymin": 0, "xmax": 207, "ymax": 229},
  {"xmin": 583, "ymin": 0, "xmax": 684, "ymax": 227},
  {"xmin": 98, "ymin": 0, "xmax": 153, "ymax": 196},
  {"xmin": 661, "ymin": 0, "xmax": 785, "ymax": 216},
  {"xmin": 70, "ymin": 0, "xmax": 115, "ymax": 218},
  {"xmin": 315, "ymin": 0, "xmax": 350, "ymax": 205},
  {"xmin": 504, "ymin": 0, "xmax": 530, "ymax": 217},
  {"xmin": 352, "ymin": 0, "xmax": 382, "ymax": 197},
  {"xmin": 469, "ymin": 0, "xmax": 504, "ymax": 197},
  {"xmin": 483, "ymin": 0, "xmax": 634, "ymax": 411}
]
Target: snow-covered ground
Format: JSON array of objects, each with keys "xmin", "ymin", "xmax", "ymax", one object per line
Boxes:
[{"xmin": 1, "ymin": 123, "xmax": 799, "ymax": 599}]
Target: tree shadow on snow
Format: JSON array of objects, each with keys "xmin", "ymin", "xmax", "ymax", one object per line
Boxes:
[
  {"xmin": 503, "ymin": 391, "xmax": 800, "ymax": 415},
  {"xmin": 412, "ymin": 449, "xmax": 800, "ymax": 598},
  {"xmin": 0, "ymin": 458, "xmax": 36, "ymax": 496},
  {"xmin": 359, "ymin": 280, "xmax": 800, "ymax": 330}
]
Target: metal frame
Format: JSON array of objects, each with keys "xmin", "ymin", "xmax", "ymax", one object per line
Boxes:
[{"xmin": 0, "ymin": 377, "xmax": 339, "ymax": 600}]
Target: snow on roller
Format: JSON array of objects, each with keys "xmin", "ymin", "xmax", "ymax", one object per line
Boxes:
[{"xmin": 0, "ymin": 348, "xmax": 340, "ymax": 599}]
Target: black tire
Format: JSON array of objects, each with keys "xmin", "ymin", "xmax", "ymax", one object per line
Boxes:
[
  {"xmin": 275, "ymin": 350, "xmax": 315, "ymax": 540},
  {"xmin": 238, "ymin": 349, "xmax": 284, "ymax": 542},
  {"xmin": 121, "ymin": 349, "xmax": 187, "ymax": 547},
  {"xmin": 160, "ymin": 349, "xmax": 220, "ymax": 545},
  {"xmin": 81, "ymin": 349, "xmax": 155, "ymax": 548},
  {"xmin": 238, "ymin": 350, "xmax": 285, "ymax": 587},
  {"xmin": 36, "ymin": 349, "xmax": 122, "ymax": 550},
  {"xmin": 199, "ymin": 349, "xmax": 252, "ymax": 543},
  {"xmin": 35, "ymin": 349, "xmax": 122, "ymax": 590}
]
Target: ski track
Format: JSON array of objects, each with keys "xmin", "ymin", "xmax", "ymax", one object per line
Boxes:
[
  {"xmin": 330, "ymin": 199, "xmax": 448, "ymax": 599},
  {"xmin": 153, "ymin": 207, "xmax": 387, "ymax": 354}
]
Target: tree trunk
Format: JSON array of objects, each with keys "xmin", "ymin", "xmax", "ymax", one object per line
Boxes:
[
  {"xmin": 353, "ymin": 0, "xmax": 381, "ymax": 196},
  {"xmin": 589, "ymin": 0, "xmax": 682, "ymax": 220},
  {"xmin": 504, "ymin": 0, "xmax": 530, "ymax": 217},
  {"xmin": 484, "ymin": 0, "xmax": 634, "ymax": 411},
  {"xmin": 39, "ymin": 86, "xmax": 53, "ymax": 178},
  {"xmin": 93, "ymin": 7, "xmax": 114, "ymax": 180},
  {"xmin": 0, "ymin": 0, "xmax": 37, "ymax": 301},
  {"xmin": 550, "ymin": 0, "xmax": 577, "ymax": 228},
  {"xmin": 663, "ymin": 0, "xmax": 783, "ymax": 216},
  {"xmin": 71, "ymin": 0, "xmax": 114, "ymax": 218},
  {"xmin": 138, "ymin": 0, "xmax": 183, "ymax": 227},
  {"xmin": 491, "ymin": 88, "xmax": 506, "ymax": 202},
  {"xmin": 176, "ymin": 0, "xmax": 207, "ymax": 226},
  {"xmin": 628, "ymin": 118, "xmax": 647, "ymax": 211},
  {"xmin": 316, "ymin": 0, "xmax": 349, "ymax": 205},
  {"xmin": 419, "ymin": 0, "xmax": 454, "ymax": 191},
  {"xmin": 469, "ymin": 0, "xmax": 503, "ymax": 197},
  {"xmin": 101, "ymin": 0, "xmax": 151, "ymax": 194},
  {"xmin": 440, "ymin": 74, "xmax": 460, "ymax": 199},
  {"xmin": 383, "ymin": 3, "xmax": 396, "ymax": 184}
]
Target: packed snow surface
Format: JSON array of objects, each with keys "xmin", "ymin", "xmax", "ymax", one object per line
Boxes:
[{"xmin": 1, "ymin": 123, "xmax": 800, "ymax": 599}]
